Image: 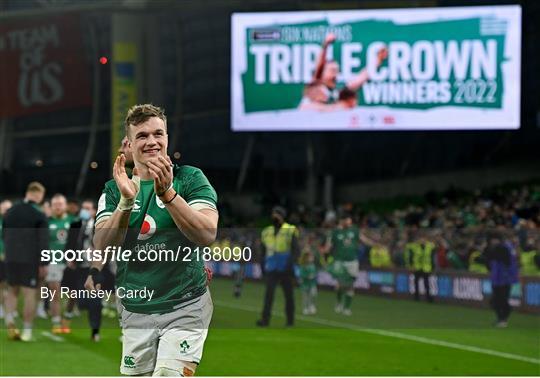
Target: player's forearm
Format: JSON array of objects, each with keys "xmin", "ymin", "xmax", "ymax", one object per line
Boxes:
[
  {"xmin": 92, "ymin": 210, "xmax": 131, "ymax": 268},
  {"xmin": 163, "ymin": 194, "xmax": 217, "ymax": 246},
  {"xmin": 313, "ymin": 43, "xmax": 329, "ymax": 80},
  {"xmin": 346, "ymin": 68, "xmax": 370, "ymax": 92},
  {"xmin": 360, "ymin": 233, "xmax": 376, "ymax": 246}
]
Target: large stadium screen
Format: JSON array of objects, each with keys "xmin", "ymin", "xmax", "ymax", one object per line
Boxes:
[{"xmin": 231, "ymin": 6, "xmax": 522, "ymax": 131}]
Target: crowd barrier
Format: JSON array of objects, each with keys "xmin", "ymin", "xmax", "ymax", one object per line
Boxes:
[{"xmin": 208, "ymin": 262, "xmax": 540, "ymax": 314}]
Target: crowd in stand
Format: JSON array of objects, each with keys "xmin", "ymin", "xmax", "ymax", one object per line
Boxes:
[{"xmin": 218, "ymin": 183, "xmax": 540, "ymax": 276}]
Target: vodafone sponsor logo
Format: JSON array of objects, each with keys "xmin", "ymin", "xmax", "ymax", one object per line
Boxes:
[{"xmin": 138, "ymin": 214, "xmax": 157, "ymax": 241}]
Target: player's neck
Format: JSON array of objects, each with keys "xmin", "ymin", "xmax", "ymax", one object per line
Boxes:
[{"xmin": 134, "ymin": 163, "xmax": 153, "ymax": 180}]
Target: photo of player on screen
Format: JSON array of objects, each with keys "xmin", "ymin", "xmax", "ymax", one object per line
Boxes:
[{"xmin": 298, "ymin": 33, "xmax": 388, "ymax": 112}]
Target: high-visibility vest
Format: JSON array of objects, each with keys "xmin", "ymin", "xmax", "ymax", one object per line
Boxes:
[
  {"xmin": 407, "ymin": 241, "xmax": 435, "ymax": 273},
  {"xmin": 404, "ymin": 242, "xmax": 416, "ymax": 269},
  {"xmin": 520, "ymin": 250, "xmax": 540, "ymax": 276},
  {"xmin": 370, "ymin": 246, "xmax": 392, "ymax": 268},
  {"xmin": 261, "ymin": 223, "xmax": 298, "ymax": 272},
  {"xmin": 468, "ymin": 250, "xmax": 488, "ymax": 274}
]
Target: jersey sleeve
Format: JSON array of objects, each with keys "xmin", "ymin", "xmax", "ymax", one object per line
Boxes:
[
  {"xmin": 95, "ymin": 181, "xmax": 120, "ymax": 225},
  {"xmin": 183, "ymin": 168, "xmax": 218, "ymax": 212}
]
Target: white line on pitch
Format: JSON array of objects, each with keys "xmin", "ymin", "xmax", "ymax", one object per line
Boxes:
[
  {"xmin": 41, "ymin": 331, "xmax": 65, "ymax": 342},
  {"xmin": 214, "ymin": 300, "xmax": 540, "ymax": 365}
]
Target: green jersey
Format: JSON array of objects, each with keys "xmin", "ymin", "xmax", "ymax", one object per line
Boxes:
[
  {"xmin": 95, "ymin": 164, "xmax": 217, "ymax": 314},
  {"xmin": 330, "ymin": 227, "xmax": 359, "ymax": 262},
  {"xmin": 48, "ymin": 214, "xmax": 73, "ymax": 251},
  {"xmin": 299, "ymin": 263, "xmax": 317, "ymax": 289}
]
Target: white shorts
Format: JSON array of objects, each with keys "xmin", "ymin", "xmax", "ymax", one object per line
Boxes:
[
  {"xmin": 46, "ymin": 264, "xmax": 65, "ymax": 283},
  {"xmin": 342, "ymin": 260, "xmax": 359, "ymax": 277},
  {"xmin": 332, "ymin": 260, "xmax": 359, "ymax": 280},
  {"xmin": 119, "ymin": 290, "xmax": 213, "ymax": 376}
]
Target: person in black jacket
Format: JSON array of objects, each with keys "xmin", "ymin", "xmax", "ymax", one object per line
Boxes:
[
  {"xmin": 484, "ymin": 231, "xmax": 519, "ymax": 327},
  {"xmin": 3, "ymin": 182, "xmax": 48, "ymax": 341},
  {"xmin": 64, "ymin": 199, "xmax": 106, "ymax": 341}
]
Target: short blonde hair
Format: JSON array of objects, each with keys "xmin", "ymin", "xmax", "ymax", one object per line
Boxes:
[{"xmin": 26, "ymin": 181, "xmax": 45, "ymax": 194}]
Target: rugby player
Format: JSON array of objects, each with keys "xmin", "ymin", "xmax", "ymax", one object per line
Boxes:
[
  {"xmin": 86, "ymin": 104, "xmax": 218, "ymax": 376},
  {"xmin": 299, "ymin": 32, "xmax": 388, "ymax": 110},
  {"xmin": 3, "ymin": 182, "xmax": 49, "ymax": 341},
  {"xmin": 323, "ymin": 211, "xmax": 360, "ymax": 316},
  {"xmin": 47, "ymin": 193, "xmax": 73, "ymax": 334}
]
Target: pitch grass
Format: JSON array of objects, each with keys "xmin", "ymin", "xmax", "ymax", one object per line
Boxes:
[{"xmin": 0, "ymin": 278, "xmax": 538, "ymax": 376}]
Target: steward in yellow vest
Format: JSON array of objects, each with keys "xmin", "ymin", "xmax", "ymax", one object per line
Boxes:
[
  {"xmin": 406, "ymin": 235, "xmax": 435, "ymax": 302},
  {"xmin": 261, "ymin": 222, "xmax": 298, "ymax": 273},
  {"xmin": 520, "ymin": 249, "xmax": 540, "ymax": 276},
  {"xmin": 369, "ymin": 245, "xmax": 392, "ymax": 268},
  {"xmin": 257, "ymin": 206, "xmax": 299, "ymax": 327},
  {"xmin": 469, "ymin": 250, "xmax": 488, "ymax": 274}
]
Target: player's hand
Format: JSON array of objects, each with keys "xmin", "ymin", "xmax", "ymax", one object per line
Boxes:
[
  {"xmin": 85, "ymin": 267, "xmax": 104, "ymax": 291},
  {"xmin": 205, "ymin": 266, "xmax": 213, "ymax": 285},
  {"xmin": 324, "ymin": 33, "xmax": 336, "ymax": 45},
  {"xmin": 377, "ymin": 47, "xmax": 389, "ymax": 65},
  {"xmin": 84, "ymin": 275, "xmax": 97, "ymax": 291},
  {"xmin": 113, "ymin": 154, "xmax": 139, "ymax": 200},
  {"xmin": 147, "ymin": 155, "xmax": 173, "ymax": 196}
]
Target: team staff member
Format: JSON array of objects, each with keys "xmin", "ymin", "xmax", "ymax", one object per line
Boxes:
[
  {"xmin": 3, "ymin": 182, "xmax": 49, "ymax": 342},
  {"xmin": 86, "ymin": 104, "xmax": 218, "ymax": 376},
  {"xmin": 257, "ymin": 206, "xmax": 299, "ymax": 327},
  {"xmin": 65, "ymin": 199, "xmax": 103, "ymax": 341},
  {"xmin": 486, "ymin": 232, "xmax": 519, "ymax": 328}
]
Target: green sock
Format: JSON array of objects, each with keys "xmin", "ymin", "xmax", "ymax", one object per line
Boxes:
[
  {"xmin": 344, "ymin": 293, "xmax": 353, "ymax": 310},
  {"xmin": 337, "ymin": 289, "xmax": 343, "ymax": 304}
]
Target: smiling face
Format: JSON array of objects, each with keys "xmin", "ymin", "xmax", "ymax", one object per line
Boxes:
[
  {"xmin": 118, "ymin": 136, "xmax": 134, "ymax": 164},
  {"xmin": 128, "ymin": 116, "xmax": 168, "ymax": 166},
  {"xmin": 51, "ymin": 195, "xmax": 67, "ymax": 218}
]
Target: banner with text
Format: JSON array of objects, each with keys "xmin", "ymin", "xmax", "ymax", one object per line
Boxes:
[
  {"xmin": 210, "ymin": 262, "xmax": 539, "ymax": 314},
  {"xmin": 0, "ymin": 14, "xmax": 91, "ymax": 118},
  {"xmin": 231, "ymin": 6, "xmax": 521, "ymax": 131}
]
